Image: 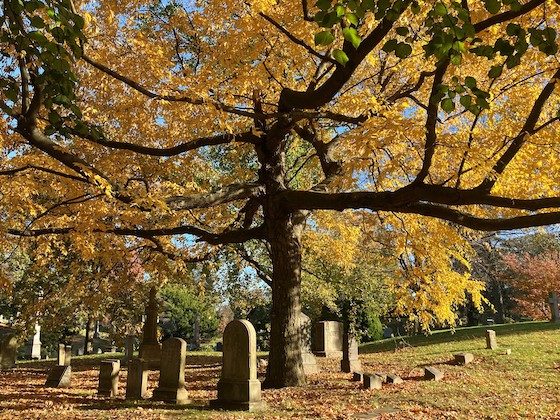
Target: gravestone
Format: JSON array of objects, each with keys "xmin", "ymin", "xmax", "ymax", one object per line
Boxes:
[
  {"xmin": 123, "ymin": 335, "xmax": 135, "ymax": 361},
  {"xmin": 210, "ymin": 319, "xmax": 265, "ymax": 411},
  {"xmin": 312, "ymin": 321, "xmax": 343, "ymax": 358},
  {"xmin": 63, "ymin": 345, "xmax": 72, "ymax": 366},
  {"xmin": 23, "ymin": 323, "xmax": 41, "ymax": 360},
  {"xmin": 424, "ymin": 366, "xmax": 443, "ymax": 381},
  {"xmin": 139, "ymin": 287, "xmax": 162, "ymax": 369},
  {"xmin": 30, "ymin": 324, "xmax": 41, "ymax": 359},
  {"xmin": 341, "ymin": 324, "xmax": 361, "ymax": 373},
  {"xmin": 152, "ymin": 337, "xmax": 189, "ymax": 404},
  {"xmin": 548, "ymin": 292, "xmax": 559, "ymax": 322},
  {"xmin": 385, "ymin": 373, "xmax": 403, "ymax": 384},
  {"xmin": 486, "ymin": 329, "xmax": 497, "ymax": 350},
  {"xmin": 352, "ymin": 371, "xmax": 363, "ymax": 382},
  {"xmin": 46, "ymin": 343, "xmax": 72, "ymax": 387},
  {"xmin": 0, "ymin": 334, "xmax": 17, "ymax": 370},
  {"xmin": 98, "ymin": 359, "xmax": 120, "ymax": 397},
  {"xmin": 363, "ymin": 374, "xmax": 382, "ymax": 390},
  {"xmin": 454, "ymin": 352, "xmax": 474, "ymax": 365},
  {"xmin": 126, "ymin": 358, "xmax": 149, "ymax": 400},
  {"xmin": 299, "ymin": 313, "xmax": 319, "ymax": 374}
]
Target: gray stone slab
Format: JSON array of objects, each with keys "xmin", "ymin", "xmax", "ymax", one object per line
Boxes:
[
  {"xmin": 363, "ymin": 374, "xmax": 382, "ymax": 390},
  {"xmin": 453, "ymin": 352, "xmax": 474, "ymax": 365},
  {"xmin": 424, "ymin": 366, "xmax": 443, "ymax": 381},
  {"xmin": 45, "ymin": 365, "xmax": 71, "ymax": 388}
]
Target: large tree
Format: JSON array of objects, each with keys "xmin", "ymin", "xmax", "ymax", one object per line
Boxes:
[{"xmin": 2, "ymin": 0, "xmax": 560, "ymax": 387}]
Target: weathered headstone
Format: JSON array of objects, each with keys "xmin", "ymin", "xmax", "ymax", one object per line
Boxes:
[
  {"xmin": 98, "ymin": 359, "xmax": 120, "ymax": 397},
  {"xmin": 64, "ymin": 345, "xmax": 72, "ymax": 366},
  {"xmin": 363, "ymin": 374, "xmax": 382, "ymax": 390},
  {"xmin": 341, "ymin": 323, "xmax": 361, "ymax": 373},
  {"xmin": 152, "ymin": 337, "xmax": 189, "ymax": 404},
  {"xmin": 211, "ymin": 319, "xmax": 265, "ymax": 411},
  {"xmin": 300, "ymin": 313, "xmax": 319, "ymax": 374},
  {"xmin": 453, "ymin": 352, "xmax": 474, "ymax": 365},
  {"xmin": 504, "ymin": 348, "xmax": 512, "ymax": 355},
  {"xmin": 215, "ymin": 341, "xmax": 223, "ymax": 352},
  {"xmin": 31, "ymin": 324, "xmax": 41, "ymax": 359},
  {"xmin": 486, "ymin": 329, "xmax": 497, "ymax": 350},
  {"xmin": 126, "ymin": 358, "xmax": 149, "ymax": 400},
  {"xmin": 57, "ymin": 343, "xmax": 66, "ymax": 366},
  {"xmin": 0, "ymin": 334, "xmax": 17, "ymax": 370},
  {"xmin": 139, "ymin": 287, "xmax": 162, "ymax": 369},
  {"xmin": 548, "ymin": 292, "xmax": 559, "ymax": 322},
  {"xmin": 424, "ymin": 366, "xmax": 443, "ymax": 381},
  {"xmin": 352, "ymin": 371, "xmax": 363, "ymax": 382},
  {"xmin": 23, "ymin": 323, "xmax": 41, "ymax": 360},
  {"xmin": 312, "ymin": 321, "xmax": 343, "ymax": 358}
]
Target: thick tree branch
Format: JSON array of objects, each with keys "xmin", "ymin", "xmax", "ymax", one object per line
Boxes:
[
  {"xmin": 75, "ymin": 128, "xmax": 261, "ymax": 156},
  {"xmin": 166, "ymin": 183, "xmax": 264, "ymax": 210},
  {"xmin": 278, "ymin": 0, "xmax": 412, "ymax": 111},
  {"xmin": 8, "ymin": 224, "xmax": 266, "ymax": 245}
]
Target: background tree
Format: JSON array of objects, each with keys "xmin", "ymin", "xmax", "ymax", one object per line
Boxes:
[{"xmin": 2, "ymin": 0, "xmax": 560, "ymax": 387}]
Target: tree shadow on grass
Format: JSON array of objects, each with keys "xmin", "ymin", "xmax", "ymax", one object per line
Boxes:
[{"xmin": 360, "ymin": 321, "xmax": 560, "ymax": 354}]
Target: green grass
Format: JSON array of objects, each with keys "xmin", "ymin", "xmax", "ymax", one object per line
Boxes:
[{"xmin": 358, "ymin": 321, "xmax": 560, "ymax": 418}]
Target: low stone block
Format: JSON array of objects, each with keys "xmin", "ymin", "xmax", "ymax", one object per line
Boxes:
[
  {"xmin": 363, "ymin": 374, "xmax": 382, "ymax": 390},
  {"xmin": 352, "ymin": 372, "xmax": 363, "ymax": 382},
  {"xmin": 98, "ymin": 359, "xmax": 120, "ymax": 397},
  {"xmin": 45, "ymin": 365, "xmax": 71, "ymax": 388},
  {"xmin": 374, "ymin": 372, "xmax": 387, "ymax": 382},
  {"xmin": 453, "ymin": 352, "xmax": 474, "ymax": 365},
  {"xmin": 504, "ymin": 348, "xmax": 512, "ymax": 355},
  {"xmin": 424, "ymin": 366, "xmax": 443, "ymax": 381},
  {"xmin": 126, "ymin": 358, "xmax": 149, "ymax": 400},
  {"xmin": 385, "ymin": 373, "xmax": 403, "ymax": 384}
]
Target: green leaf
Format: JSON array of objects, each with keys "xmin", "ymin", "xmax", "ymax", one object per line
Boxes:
[
  {"xmin": 441, "ymin": 98, "xmax": 455, "ymax": 112},
  {"xmin": 460, "ymin": 95, "xmax": 472, "ymax": 108},
  {"xmin": 314, "ymin": 30, "xmax": 335, "ymax": 46},
  {"xmin": 382, "ymin": 39, "xmax": 398, "ymax": 52},
  {"xmin": 343, "ymin": 27, "xmax": 361, "ymax": 49},
  {"xmin": 484, "ymin": 0, "xmax": 501, "ymax": 14},
  {"xmin": 394, "ymin": 42, "xmax": 412, "ymax": 58},
  {"xmin": 316, "ymin": 0, "xmax": 331, "ymax": 11},
  {"xmin": 396, "ymin": 26, "xmax": 409, "ymax": 36},
  {"xmin": 434, "ymin": 3, "xmax": 447, "ymax": 16},
  {"xmin": 336, "ymin": 5, "xmax": 346, "ymax": 17},
  {"xmin": 464, "ymin": 76, "xmax": 477, "ymax": 89},
  {"xmin": 333, "ymin": 48, "xmax": 349, "ymax": 65},
  {"xmin": 346, "ymin": 12, "xmax": 359, "ymax": 26}
]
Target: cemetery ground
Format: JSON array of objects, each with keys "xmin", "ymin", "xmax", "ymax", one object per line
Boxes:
[{"xmin": 1, "ymin": 322, "xmax": 559, "ymax": 419}]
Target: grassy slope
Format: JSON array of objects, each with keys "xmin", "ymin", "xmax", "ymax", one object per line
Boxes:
[{"xmin": 358, "ymin": 321, "xmax": 560, "ymax": 418}]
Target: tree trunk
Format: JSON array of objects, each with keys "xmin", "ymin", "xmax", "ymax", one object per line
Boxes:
[{"xmin": 263, "ymin": 211, "xmax": 306, "ymax": 388}]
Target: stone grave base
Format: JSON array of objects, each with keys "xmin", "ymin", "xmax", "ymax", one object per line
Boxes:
[
  {"xmin": 313, "ymin": 350, "xmax": 343, "ymax": 358},
  {"xmin": 209, "ymin": 399, "xmax": 267, "ymax": 412},
  {"xmin": 45, "ymin": 365, "xmax": 71, "ymax": 388},
  {"xmin": 152, "ymin": 386, "xmax": 190, "ymax": 404}
]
